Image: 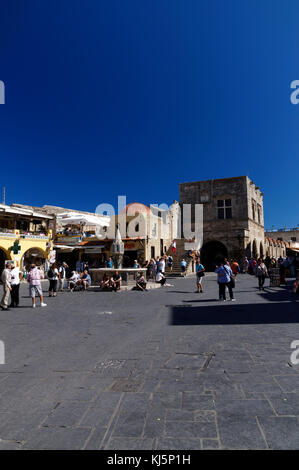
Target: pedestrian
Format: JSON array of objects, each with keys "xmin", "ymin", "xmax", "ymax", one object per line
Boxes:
[
  {"xmin": 10, "ymin": 262, "xmax": 20, "ymax": 308},
  {"xmin": 1, "ymin": 262, "xmax": 12, "ymax": 311},
  {"xmin": 231, "ymin": 259, "xmax": 240, "ymax": 277},
  {"xmin": 158, "ymin": 257, "xmax": 165, "ymax": 273},
  {"xmin": 215, "ymin": 261, "xmax": 236, "ymax": 301},
  {"xmin": 48, "ymin": 263, "xmax": 59, "ymax": 297},
  {"xmin": 27, "ymin": 264, "xmax": 47, "ymax": 308},
  {"xmin": 256, "ymin": 258, "xmax": 268, "ymax": 290},
  {"xmin": 171, "ymin": 240, "xmax": 176, "ymax": 254},
  {"xmin": 242, "ymin": 257, "xmax": 249, "ymax": 274},
  {"xmin": 181, "ymin": 258, "xmax": 187, "ymax": 276},
  {"xmin": 58, "ymin": 262, "xmax": 68, "ymax": 291},
  {"xmin": 167, "ymin": 255, "xmax": 173, "ymax": 272},
  {"xmin": 195, "ymin": 258, "xmax": 205, "ymax": 293}
]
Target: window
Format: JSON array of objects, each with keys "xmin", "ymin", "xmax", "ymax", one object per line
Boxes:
[
  {"xmin": 252, "ymin": 200, "xmax": 256, "ymax": 221},
  {"xmin": 135, "ymin": 223, "xmax": 139, "ymax": 232},
  {"xmin": 291, "ymin": 237, "xmax": 297, "ymax": 242},
  {"xmin": 217, "ymin": 199, "xmax": 232, "ymax": 219}
]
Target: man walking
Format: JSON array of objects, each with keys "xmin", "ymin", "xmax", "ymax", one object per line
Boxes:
[
  {"xmin": 27, "ymin": 264, "xmax": 47, "ymax": 308},
  {"xmin": 58, "ymin": 262, "xmax": 68, "ymax": 291},
  {"xmin": 1, "ymin": 262, "xmax": 12, "ymax": 311},
  {"xmin": 10, "ymin": 262, "xmax": 20, "ymax": 307}
]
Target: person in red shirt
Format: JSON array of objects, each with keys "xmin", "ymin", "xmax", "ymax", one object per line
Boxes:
[{"xmin": 231, "ymin": 259, "xmax": 240, "ymax": 276}]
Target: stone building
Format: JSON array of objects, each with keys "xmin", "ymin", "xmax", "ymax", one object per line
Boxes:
[
  {"xmin": 179, "ymin": 176, "xmax": 268, "ymax": 269},
  {"xmin": 265, "ymin": 228, "xmax": 298, "ymax": 257}
]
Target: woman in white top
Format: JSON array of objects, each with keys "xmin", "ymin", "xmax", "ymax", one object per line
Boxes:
[
  {"xmin": 10, "ymin": 264, "xmax": 20, "ymax": 307},
  {"xmin": 48, "ymin": 263, "xmax": 59, "ymax": 297}
]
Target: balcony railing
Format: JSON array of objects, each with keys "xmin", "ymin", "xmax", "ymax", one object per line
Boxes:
[{"xmin": 0, "ymin": 229, "xmax": 51, "ymax": 240}]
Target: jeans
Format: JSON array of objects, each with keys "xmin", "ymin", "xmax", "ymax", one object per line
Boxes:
[
  {"xmin": 258, "ymin": 275, "xmax": 266, "ymax": 289},
  {"xmin": 219, "ymin": 282, "xmax": 234, "ymax": 300},
  {"xmin": 11, "ymin": 284, "xmax": 20, "ymax": 306}
]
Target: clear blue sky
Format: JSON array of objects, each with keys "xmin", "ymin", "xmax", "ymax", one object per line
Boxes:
[{"xmin": 0, "ymin": 0, "xmax": 298, "ymax": 229}]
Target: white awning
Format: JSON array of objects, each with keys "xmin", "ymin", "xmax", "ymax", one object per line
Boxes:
[
  {"xmin": 53, "ymin": 245, "xmax": 76, "ymax": 252},
  {"xmin": 57, "ymin": 212, "xmax": 110, "ymax": 227}
]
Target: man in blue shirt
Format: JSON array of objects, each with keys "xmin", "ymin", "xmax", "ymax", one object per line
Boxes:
[{"xmin": 215, "ymin": 261, "xmax": 235, "ymax": 301}]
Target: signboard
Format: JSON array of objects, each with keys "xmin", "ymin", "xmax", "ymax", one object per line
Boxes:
[
  {"xmin": 55, "ymin": 235, "xmax": 82, "ymax": 246},
  {"xmin": 85, "ymin": 247, "xmax": 104, "ymax": 254},
  {"xmin": 124, "ymin": 242, "xmax": 137, "ymax": 251},
  {"xmin": 49, "ymin": 250, "xmax": 56, "ymax": 263}
]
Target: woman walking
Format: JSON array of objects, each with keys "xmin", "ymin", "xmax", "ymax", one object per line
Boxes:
[
  {"xmin": 48, "ymin": 263, "xmax": 59, "ymax": 297},
  {"xmin": 195, "ymin": 258, "xmax": 205, "ymax": 293},
  {"xmin": 256, "ymin": 258, "xmax": 268, "ymax": 290}
]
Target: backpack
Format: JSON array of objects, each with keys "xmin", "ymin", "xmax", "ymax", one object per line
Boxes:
[{"xmin": 48, "ymin": 268, "xmax": 55, "ymax": 279}]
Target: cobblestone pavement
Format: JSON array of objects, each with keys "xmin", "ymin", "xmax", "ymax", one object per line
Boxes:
[{"xmin": 0, "ymin": 274, "xmax": 298, "ymax": 450}]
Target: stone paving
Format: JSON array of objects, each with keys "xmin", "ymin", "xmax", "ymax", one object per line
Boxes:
[{"xmin": 0, "ymin": 274, "xmax": 299, "ymax": 449}]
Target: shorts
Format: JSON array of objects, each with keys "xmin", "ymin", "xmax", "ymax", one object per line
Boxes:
[
  {"xmin": 196, "ymin": 275, "xmax": 203, "ymax": 284},
  {"xmin": 30, "ymin": 285, "xmax": 43, "ymax": 298}
]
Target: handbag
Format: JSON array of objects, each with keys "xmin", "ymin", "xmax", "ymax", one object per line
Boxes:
[{"xmin": 224, "ymin": 266, "xmax": 235, "ymax": 288}]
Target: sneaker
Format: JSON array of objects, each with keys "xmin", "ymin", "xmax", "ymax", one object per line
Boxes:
[
  {"xmin": 41, "ymin": 303, "xmax": 47, "ymax": 307},
  {"xmin": 231, "ymin": 298, "xmax": 236, "ymax": 301},
  {"xmin": 32, "ymin": 304, "xmax": 36, "ymax": 308}
]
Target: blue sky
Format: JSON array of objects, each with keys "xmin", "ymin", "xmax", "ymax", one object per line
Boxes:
[{"xmin": 0, "ymin": 0, "xmax": 298, "ymax": 229}]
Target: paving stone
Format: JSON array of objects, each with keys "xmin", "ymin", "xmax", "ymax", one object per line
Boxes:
[
  {"xmin": 217, "ymin": 415, "xmax": 267, "ymax": 449},
  {"xmin": 23, "ymin": 427, "xmax": 91, "ymax": 450},
  {"xmin": 166, "ymin": 409, "xmax": 195, "ymax": 421},
  {"xmin": 42, "ymin": 401, "xmax": 90, "ymax": 427},
  {"xmin": 152, "ymin": 393, "xmax": 182, "ymax": 410},
  {"xmin": 83, "ymin": 426, "xmax": 107, "ymax": 450},
  {"xmin": 112, "ymin": 411, "xmax": 146, "ymax": 437},
  {"xmin": 274, "ymin": 375, "xmax": 299, "ymax": 393},
  {"xmin": 202, "ymin": 438, "xmax": 220, "ymax": 449},
  {"xmin": 265, "ymin": 392, "xmax": 299, "ymax": 416},
  {"xmin": 165, "ymin": 421, "xmax": 217, "ymax": 439},
  {"xmin": 105, "ymin": 438, "xmax": 154, "ymax": 450},
  {"xmin": 257, "ymin": 417, "xmax": 299, "ymax": 450},
  {"xmin": 155, "ymin": 438, "xmax": 201, "ymax": 450},
  {"xmin": 182, "ymin": 393, "xmax": 214, "ymax": 411}
]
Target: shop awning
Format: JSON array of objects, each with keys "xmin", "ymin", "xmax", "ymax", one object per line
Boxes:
[
  {"xmin": 53, "ymin": 245, "xmax": 76, "ymax": 252},
  {"xmin": 57, "ymin": 212, "xmax": 110, "ymax": 227}
]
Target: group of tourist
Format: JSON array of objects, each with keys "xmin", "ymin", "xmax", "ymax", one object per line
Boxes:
[{"xmin": 1, "ymin": 251, "xmax": 298, "ymax": 310}]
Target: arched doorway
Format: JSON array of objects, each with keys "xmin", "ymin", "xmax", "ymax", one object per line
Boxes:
[
  {"xmin": 260, "ymin": 242, "xmax": 264, "ymax": 259},
  {"xmin": 22, "ymin": 248, "xmax": 47, "ymax": 271},
  {"xmin": 200, "ymin": 240, "xmax": 228, "ymax": 271},
  {"xmin": 0, "ymin": 247, "xmax": 10, "ymax": 275},
  {"xmin": 245, "ymin": 242, "xmax": 251, "ymax": 258},
  {"xmin": 252, "ymin": 240, "xmax": 258, "ymax": 258}
]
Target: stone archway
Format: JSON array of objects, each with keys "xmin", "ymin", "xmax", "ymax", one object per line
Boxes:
[
  {"xmin": 22, "ymin": 247, "xmax": 47, "ymax": 270},
  {"xmin": 0, "ymin": 247, "xmax": 11, "ymax": 275},
  {"xmin": 245, "ymin": 242, "xmax": 251, "ymax": 258},
  {"xmin": 200, "ymin": 240, "xmax": 228, "ymax": 271},
  {"xmin": 252, "ymin": 239, "xmax": 258, "ymax": 258},
  {"xmin": 260, "ymin": 242, "xmax": 264, "ymax": 259}
]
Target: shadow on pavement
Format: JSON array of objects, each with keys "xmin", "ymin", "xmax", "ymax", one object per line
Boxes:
[{"xmin": 170, "ymin": 300, "xmax": 299, "ymax": 325}]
